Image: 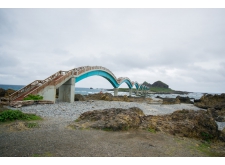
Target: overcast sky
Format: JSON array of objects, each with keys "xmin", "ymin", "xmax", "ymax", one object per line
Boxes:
[{"xmin": 0, "ymin": 8, "xmax": 225, "ymax": 93}]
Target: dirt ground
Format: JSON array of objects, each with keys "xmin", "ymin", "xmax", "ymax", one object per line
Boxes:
[{"xmin": 0, "ymin": 118, "xmax": 224, "ymax": 157}]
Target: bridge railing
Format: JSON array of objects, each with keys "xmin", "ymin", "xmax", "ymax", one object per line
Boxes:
[
  {"xmin": 9, "ymin": 80, "xmax": 45, "ymax": 101},
  {"xmin": 22, "ymin": 70, "xmax": 69, "ymax": 98},
  {"xmin": 70, "ymin": 66, "xmax": 117, "ymax": 81}
]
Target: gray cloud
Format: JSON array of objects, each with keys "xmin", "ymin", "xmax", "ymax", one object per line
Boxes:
[{"xmin": 0, "ymin": 9, "xmax": 225, "ymax": 92}]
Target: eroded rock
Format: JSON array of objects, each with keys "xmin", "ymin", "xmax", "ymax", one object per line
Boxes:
[
  {"xmin": 162, "ymin": 97, "xmax": 180, "ymax": 104},
  {"xmin": 176, "ymin": 96, "xmax": 193, "ymax": 104},
  {"xmin": 70, "ymin": 107, "xmax": 145, "ymax": 131},
  {"xmin": 207, "ymin": 108, "xmax": 225, "ymax": 122},
  {"xmin": 194, "ymin": 94, "xmax": 225, "ymax": 122},
  {"xmin": 194, "ymin": 93, "xmax": 225, "ymax": 109},
  {"xmin": 141, "ymin": 109, "xmax": 219, "ymax": 141},
  {"xmin": 70, "ymin": 108, "xmax": 221, "ymax": 141},
  {"xmin": 75, "ymin": 94, "xmax": 85, "ymax": 101}
]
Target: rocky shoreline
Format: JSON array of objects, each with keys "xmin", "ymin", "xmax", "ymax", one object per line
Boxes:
[{"xmin": 1, "ymin": 92, "xmax": 225, "ymax": 156}]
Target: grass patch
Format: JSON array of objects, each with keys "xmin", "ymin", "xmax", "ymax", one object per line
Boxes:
[
  {"xmin": 102, "ymin": 127, "xmax": 113, "ymax": 131},
  {"xmin": 147, "ymin": 128, "xmax": 156, "ymax": 133},
  {"xmin": 23, "ymin": 94, "xmax": 43, "ymax": 100},
  {"xmin": 193, "ymin": 142, "xmax": 221, "ymax": 157},
  {"xmin": 200, "ymin": 132, "xmax": 213, "ymax": 142},
  {"xmin": 190, "ymin": 141, "xmax": 221, "ymax": 157},
  {"xmin": 0, "ymin": 109, "xmax": 42, "ymax": 122},
  {"xmin": 32, "ymin": 152, "xmax": 53, "ymax": 157},
  {"xmin": 25, "ymin": 122, "xmax": 39, "ymax": 128}
]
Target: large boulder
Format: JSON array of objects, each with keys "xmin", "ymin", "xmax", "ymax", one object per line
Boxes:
[
  {"xmin": 207, "ymin": 108, "xmax": 225, "ymax": 122},
  {"xmin": 176, "ymin": 96, "xmax": 193, "ymax": 104},
  {"xmin": 100, "ymin": 93, "xmax": 113, "ymax": 101},
  {"xmin": 162, "ymin": 97, "xmax": 180, "ymax": 104},
  {"xmin": 194, "ymin": 93, "xmax": 225, "ymax": 109},
  {"xmin": 0, "ymin": 88, "xmax": 6, "ymax": 97},
  {"xmin": 219, "ymin": 128, "xmax": 225, "ymax": 142},
  {"xmin": 70, "ymin": 107, "xmax": 145, "ymax": 131},
  {"xmin": 141, "ymin": 109, "xmax": 219, "ymax": 141},
  {"xmin": 85, "ymin": 93, "xmax": 104, "ymax": 100},
  {"xmin": 74, "ymin": 94, "xmax": 85, "ymax": 101},
  {"xmin": 194, "ymin": 94, "xmax": 225, "ymax": 122},
  {"xmin": 0, "ymin": 88, "xmax": 16, "ymax": 98},
  {"xmin": 85, "ymin": 93, "xmax": 114, "ymax": 101}
]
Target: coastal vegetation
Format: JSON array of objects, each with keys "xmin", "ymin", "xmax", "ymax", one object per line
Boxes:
[
  {"xmin": 0, "ymin": 109, "xmax": 42, "ymax": 122},
  {"xmin": 23, "ymin": 94, "xmax": 43, "ymax": 100}
]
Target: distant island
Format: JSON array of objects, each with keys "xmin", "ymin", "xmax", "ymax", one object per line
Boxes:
[{"xmin": 107, "ymin": 80, "xmax": 190, "ymax": 94}]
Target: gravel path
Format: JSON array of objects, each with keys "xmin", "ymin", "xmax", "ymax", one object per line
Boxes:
[{"xmin": 8, "ymin": 100, "xmax": 204, "ymax": 121}]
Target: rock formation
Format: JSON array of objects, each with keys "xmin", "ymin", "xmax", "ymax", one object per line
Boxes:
[
  {"xmin": 70, "ymin": 107, "xmax": 223, "ymax": 141},
  {"xmin": 194, "ymin": 93, "xmax": 225, "ymax": 109},
  {"xmin": 194, "ymin": 94, "xmax": 225, "ymax": 122},
  {"xmin": 70, "ymin": 107, "xmax": 145, "ymax": 131},
  {"xmin": 152, "ymin": 81, "xmax": 169, "ymax": 88},
  {"xmin": 157, "ymin": 96, "xmax": 193, "ymax": 104},
  {"xmin": 74, "ymin": 94, "xmax": 86, "ymax": 101},
  {"xmin": 141, "ymin": 109, "xmax": 219, "ymax": 141},
  {"xmin": 0, "ymin": 88, "xmax": 16, "ymax": 98}
]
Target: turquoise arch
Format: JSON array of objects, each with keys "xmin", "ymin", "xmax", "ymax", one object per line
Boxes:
[
  {"xmin": 134, "ymin": 83, "xmax": 140, "ymax": 89},
  {"xmin": 75, "ymin": 70, "xmax": 138, "ymax": 89}
]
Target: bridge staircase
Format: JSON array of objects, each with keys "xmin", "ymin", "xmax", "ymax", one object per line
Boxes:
[{"xmin": 9, "ymin": 70, "xmax": 73, "ymax": 102}]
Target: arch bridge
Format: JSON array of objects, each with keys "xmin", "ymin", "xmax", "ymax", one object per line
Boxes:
[{"xmin": 9, "ymin": 66, "xmax": 150, "ymax": 103}]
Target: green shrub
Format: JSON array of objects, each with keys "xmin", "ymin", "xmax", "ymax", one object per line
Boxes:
[
  {"xmin": 0, "ymin": 110, "xmax": 42, "ymax": 122},
  {"xmin": 23, "ymin": 94, "xmax": 43, "ymax": 100},
  {"xmin": 147, "ymin": 128, "xmax": 156, "ymax": 133}
]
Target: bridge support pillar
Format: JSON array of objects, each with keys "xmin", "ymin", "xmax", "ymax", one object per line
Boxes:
[
  {"xmin": 136, "ymin": 89, "xmax": 139, "ymax": 95},
  {"xmin": 59, "ymin": 77, "xmax": 75, "ymax": 103},
  {"xmin": 38, "ymin": 85, "xmax": 56, "ymax": 103},
  {"xmin": 129, "ymin": 89, "xmax": 132, "ymax": 97},
  {"xmin": 114, "ymin": 88, "xmax": 118, "ymax": 96}
]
